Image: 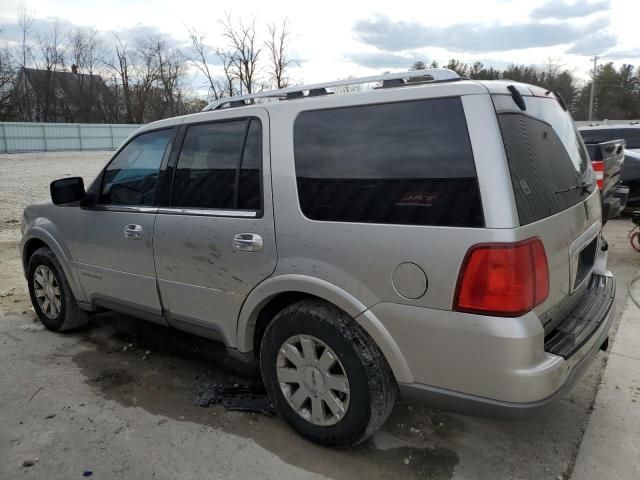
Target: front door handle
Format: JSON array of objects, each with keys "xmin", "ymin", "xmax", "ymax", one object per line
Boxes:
[
  {"xmin": 233, "ymin": 233, "xmax": 263, "ymax": 252},
  {"xmin": 124, "ymin": 224, "xmax": 143, "ymax": 240}
]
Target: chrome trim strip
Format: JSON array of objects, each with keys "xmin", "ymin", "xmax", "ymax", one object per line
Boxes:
[
  {"xmin": 156, "ymin": 207, "xmax": 257, "ymax": 218},
  {"xmin": 93, "ymin": 205, "xmax": 159, "ymax": 214}
]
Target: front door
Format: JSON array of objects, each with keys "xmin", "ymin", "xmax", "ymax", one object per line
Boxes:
[
  {"xmin": 66, "ymin": 128, "xmax": 175, "ymax": 317},
  {"xmin": 153, "ymin": 109, "xmax": 276, "ymax": 346}
]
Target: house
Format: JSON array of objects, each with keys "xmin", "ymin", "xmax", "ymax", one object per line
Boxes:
[{"xmin": 13, "ymin": 65, "xmax": 111, "ymax": 123}]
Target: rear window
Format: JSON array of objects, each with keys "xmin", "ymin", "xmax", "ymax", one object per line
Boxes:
[
  {"xmin": 493, "ymin": 94, "xmax": 591, "ymax": 226},
  {"xmin": 581, "ymin": 128, "xmax": 640, "ymax": 149},
  {"xmin": 293, "ymin": 97, "xmax": 483, "ymax": 227}
]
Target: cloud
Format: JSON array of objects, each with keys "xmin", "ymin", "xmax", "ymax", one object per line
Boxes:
[
  {"xmin": 353, "ymin": 15, "xmax": 610, "ymax": 53},
  {"xmin": 565, "ymin": 32, "xmax": 617, "ymax": 55},
  {"xmin": 345, "ymin": 51, "xmax": 424, "ymax": 69},
  {"xmin": 0, "ymin": 17, "xmax": 188, "ymax": 51},
  {"xmin": 601, "ymin": 48, "xmax": 640, "ymax": 60},
  {"xmin": 531, "ymin": 0, "xmax": 611, "ymax": 20}
]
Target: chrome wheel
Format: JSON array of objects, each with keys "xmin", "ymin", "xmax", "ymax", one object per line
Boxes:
[
  {"xmin": 276, "ymin": 334, "xmax": 350, "ymax": 426},
  {"xmin": 33, "ymin": 265, "xmax": 62, "ymax": 319}
]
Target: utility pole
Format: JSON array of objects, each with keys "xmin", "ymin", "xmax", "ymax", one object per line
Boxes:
[{"xmin": 588, "ymin": 55, "xmax": 599, "ymax": 122}]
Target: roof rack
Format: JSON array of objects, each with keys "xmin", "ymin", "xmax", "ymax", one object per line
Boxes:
[{"xmin": 202, "ymin": 68, "xmax": 461, "ymax": 111}]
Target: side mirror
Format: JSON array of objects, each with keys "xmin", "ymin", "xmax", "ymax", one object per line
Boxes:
[{"xmin": 50, "ymin": 177, "xmax": 85, "ymax": 205}]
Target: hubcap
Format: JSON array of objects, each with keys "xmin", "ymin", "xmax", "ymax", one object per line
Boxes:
[
  {"xmin": 33, "ymin": 265, "xmax": 62, "ymax": 319},
  {"xmin": 276, "ymin": 334, "xmax": 350, "ymax": 426}
]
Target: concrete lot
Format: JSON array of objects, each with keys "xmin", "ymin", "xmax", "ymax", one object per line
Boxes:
[{"xmin": 1, "ymin": 151, "xmax": 639, "ymax": 480}]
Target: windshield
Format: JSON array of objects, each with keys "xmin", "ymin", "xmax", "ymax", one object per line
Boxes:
[{"xmin": 493, "ymin": 94, "xmax": 592, "ymax": 226}]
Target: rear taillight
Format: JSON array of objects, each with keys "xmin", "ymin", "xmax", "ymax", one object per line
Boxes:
[
  {"xmin": 454, "ymin": 238, "xmax": 549, "ymax": 317},
  {"xmin": 592, "ymin": 161, "xmax": 604, "ymax": 190}
]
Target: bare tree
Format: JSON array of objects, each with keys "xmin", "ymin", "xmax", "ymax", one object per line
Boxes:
[
  {"xmin": 187, "ymin": 26, "xmax": 220, "ymax": 101},
  {"xmin": 29, "ymin": 19, "xmax": 66, "ymax": 121},
  {"xmin": 221, "ymin": 13, "xmax": 261, "ymax": 94},
  {"xmin": 265, "ymin": 18, "xmax": 295, "ymax": 89},
  {"xmin": 15, "ymin": 2, "xmax": 35, "ymax": 120},
  {"xmin": 67, "ymin": 28, "xmax": 109, "ymax": 121},
  {"xmin": 0, "ymin": 41, "xmax": 18, "ymax": 119},
  {"xmin": 36, "ymin": 19, "xmax": 65, "ymax": 72},
  {"xmin": 17, "ymin": 2, "xmax": 34, "ymax": 69},
  {"xmin": 103, "ymin": 34, "xmax": 134, "ymax": 123}
]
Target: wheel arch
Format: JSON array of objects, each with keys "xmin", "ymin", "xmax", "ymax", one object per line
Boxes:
[
  {"xmin": 236, "ymin": 274, "xmax": 413, "ymax": 383},
  {"xmin": 21, "ymin": 228, "xmax": 86, "ymax": 302}
]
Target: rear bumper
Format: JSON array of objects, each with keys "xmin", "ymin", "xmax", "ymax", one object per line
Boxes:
[
  {"xmin": 613, "ymin": 185, "xmax": 630, "ymax": 213},
  {"xmin": 602, "ymin": 184, "xmax": 629, "ymax": 219},
  {"xmin": 375, "ymin": 273, "xmax": 616, "ymax": 417},
  {"xmin": 602, "ymin": 193, "xmax": 622, "ymax": 221}
]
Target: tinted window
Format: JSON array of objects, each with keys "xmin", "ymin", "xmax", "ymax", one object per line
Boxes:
[
  {"xmin": 172, "ymin": 121, "xmax": 246, "ymax": 209},
  {"xmin": 616, "ymin": 129, "xmax": 640, "ymax": 149},
  {"xmin": 293, "ymin": 98, "xmax": 483, "ymax": 227},
  {"xmin": 101, "ymin": 129, "xmax": 172, "ymax": 205},
  {"xmin": 581, "ymin": 128, "xmax": 640, "ymax": 149},
  {"xmin": 580, "ymin": 129, "xmax": 615, "ymax": 145},
  {"xmin": 493, "ymin": 95, "xmax": 591, "ymax": 225},
  {"xmin": 238, "ymin": 119, "xmax": 262, "ymax": 210}
]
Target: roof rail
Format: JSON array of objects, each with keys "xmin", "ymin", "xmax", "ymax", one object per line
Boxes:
[{"xmin": 202, "ymin": 68, "xmax": 461, "ymax": 111}]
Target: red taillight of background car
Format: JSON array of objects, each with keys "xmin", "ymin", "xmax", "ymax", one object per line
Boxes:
[
  {"xmin": 454, "ymin": 238, "xmax": 550, "ymax": 317},
  {"xmin": 592, "ymin": 160, "xmax": 604, "ymax": 190}
]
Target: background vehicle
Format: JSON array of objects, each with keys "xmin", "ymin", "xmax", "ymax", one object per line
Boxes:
[
  {"xmin": 580, "ymin": 125, "xmax": 640, "ymax": 207},
  {"xmin": 21, "ymin": 70, "xmax": 615, "ymax": 447},
  {"xmin": 582, "ymin": 139, "xmax": 628, "ymax": 220}
]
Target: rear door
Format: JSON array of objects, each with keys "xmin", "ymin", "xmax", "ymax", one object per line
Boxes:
[
  {"xmin": 492, "ymin": 92, "xmax": 601, "ymax": 331},
  {"xmin": 153, "ymin": 108, "xmax": 276, "ymax": 346}
]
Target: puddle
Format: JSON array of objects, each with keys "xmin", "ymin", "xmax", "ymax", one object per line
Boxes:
[{"xmin": 72, "ymin": 312, "xmax": 460, "ymax": 480}]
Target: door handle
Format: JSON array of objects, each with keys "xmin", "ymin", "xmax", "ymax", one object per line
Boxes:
[
  {"xmin": 233, "ymin": 233, "xmax": 263, "ymax": 252},
  {"xmin": 124, "ymin": 224, "xmax": 143, "ymax": 240}
]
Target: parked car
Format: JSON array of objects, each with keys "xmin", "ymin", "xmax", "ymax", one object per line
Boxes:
[
  {"xmin": 582, "ymin": 139, "xmax": 628, "ymax": 220},
  {"xmin": 580, "ymin": 124, "xmax": 640, "ymax": 206},
  {"xmin": 21, "ymin": 70, "xmax": 615, "ymax": 447}
]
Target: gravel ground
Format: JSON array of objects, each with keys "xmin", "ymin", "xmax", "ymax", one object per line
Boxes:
[{"xmin": 1, "ymin": 151, "xmax": 639, "ymax": 480}]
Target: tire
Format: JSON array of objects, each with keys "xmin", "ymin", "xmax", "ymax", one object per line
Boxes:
[
  {"xmin": 260, "ymin": 299, "xmax": 396, "ymax": 447},
  {"xmin": 27, "ymin": 246, "xmax": 88, "ymax": 332}
]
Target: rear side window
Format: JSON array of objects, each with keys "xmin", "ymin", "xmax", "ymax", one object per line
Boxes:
[
  {"xmin": 493, "ymin": 95, "xmax": 591, "ymax": 226},
  {"xmin": 293, "ymin": 98, "xmax": 483, "ymax": 227},
  {"xmin": 172, "ymin": 119, "xmax": 262, "ymax": 211}
]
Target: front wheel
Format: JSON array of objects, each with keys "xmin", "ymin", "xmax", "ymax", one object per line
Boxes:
[
  {"xmin": 260, "ymin": 299, "xmax": 396, "ymax": 447},
  {"xmin": 27, "ymin": 247, "xmax": 88, "ymax": 331}
]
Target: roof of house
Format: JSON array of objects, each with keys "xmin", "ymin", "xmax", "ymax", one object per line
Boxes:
[{"xmin": 21, "ymin": 67, "xmax": 107, "ymax": 100}]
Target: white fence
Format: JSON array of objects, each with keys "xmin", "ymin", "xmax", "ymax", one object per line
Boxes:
[{"xmin": 0, "ymin": 122, "xmax": 141, "ymax": 153}]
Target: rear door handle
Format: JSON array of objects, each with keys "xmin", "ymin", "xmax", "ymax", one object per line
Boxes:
[
  {"xmin": 124, "ymin": 224, "xmax": 143, "ymax": 240},
  {"xmin": 233, "ymin": 233, "xmax": 263, "ymax": 252}
]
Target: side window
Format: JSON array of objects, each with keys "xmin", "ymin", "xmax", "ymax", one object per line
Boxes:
[
  {"xmin": 172, "ymin": 119, "xmax": 262, "ymax": 211},
  {"xmin": 238, "ymin": 119, "xmax": 262, "ymax": 210},
  {"xmin": 293, "ymin": 98, "xmax": 483, "ymax": 227},
  {"xmin": 100, "ymin": 129, "xmax": 172, "ymax": 205}
]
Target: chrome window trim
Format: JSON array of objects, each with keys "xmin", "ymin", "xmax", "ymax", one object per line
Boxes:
[
  {"xmin": 156, "ymin": 207, "xmax": 257, "ymax": 218},
  {"xmin": 90, "ymin": 205, "xmax": 159, "ymax": 214}
]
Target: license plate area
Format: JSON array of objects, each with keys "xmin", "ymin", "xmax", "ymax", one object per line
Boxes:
[{"xmin": 569, "ymin": 221, "xmax": 600, "ymax": 293}]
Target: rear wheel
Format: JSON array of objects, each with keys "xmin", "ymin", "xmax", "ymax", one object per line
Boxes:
[
  {"xmin": 260, "ymin": 299, "xmax": 396, "ymax": 447},
  {"xmin": 27, "ymin": 247, "xmax": 88, "ymax": 331}
]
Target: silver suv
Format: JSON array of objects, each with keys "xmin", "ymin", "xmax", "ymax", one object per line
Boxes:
[{"xmin": 21, "ymin": 69, "xmax": 616, "ymax": 447}]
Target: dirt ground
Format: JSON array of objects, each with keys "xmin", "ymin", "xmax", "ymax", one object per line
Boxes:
[{"xmin": 1, "ymin": 151, "xmax": 639, "ymax": 480}]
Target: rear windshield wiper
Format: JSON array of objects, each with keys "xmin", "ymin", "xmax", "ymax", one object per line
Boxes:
[{"xmin": 555, "ymin": 181, "xmax": 594, "ymax": 195}]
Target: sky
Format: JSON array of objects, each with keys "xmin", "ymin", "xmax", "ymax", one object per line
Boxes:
[{"xmin": 0, "ymin": 0, "xmax": 639, "ymax": 91}]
